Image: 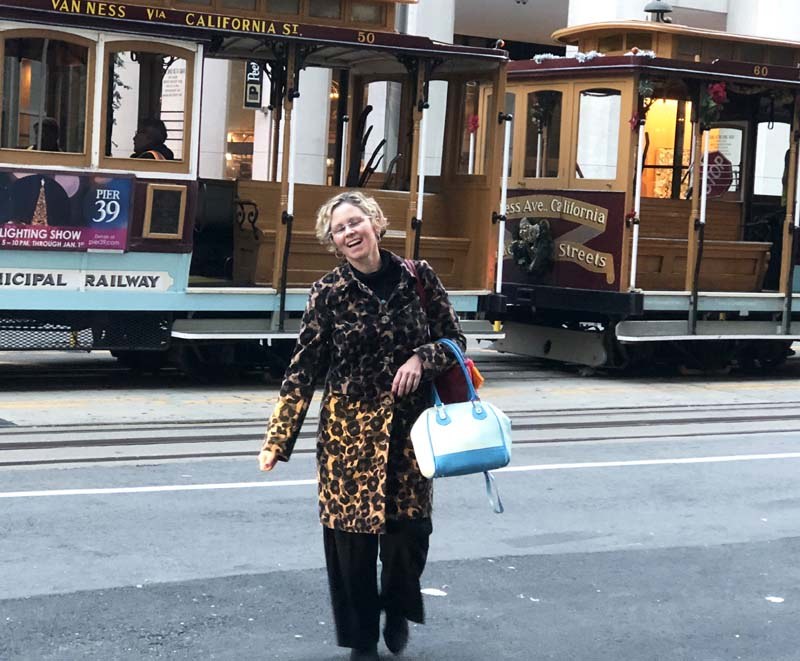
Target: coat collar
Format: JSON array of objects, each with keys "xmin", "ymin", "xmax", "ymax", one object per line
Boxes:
[{"xmin": 334, "ymin": 249, "xmax": 416, "ymax": 302}]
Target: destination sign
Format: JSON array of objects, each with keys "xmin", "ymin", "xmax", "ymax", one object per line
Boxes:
[{"xmin": 3, "ymin": 0, "xmax": 408, "ymax": 48}]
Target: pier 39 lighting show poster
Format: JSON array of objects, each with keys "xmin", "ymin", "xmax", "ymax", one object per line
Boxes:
[{"xmin": 0, "ymin": 171, "xmax": 133, "ymax": 252}]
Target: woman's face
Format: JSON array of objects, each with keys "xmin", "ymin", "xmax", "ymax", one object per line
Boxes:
[{"xmin": 329, "ymin": 202, "xmax": 380, "ymax": 266}]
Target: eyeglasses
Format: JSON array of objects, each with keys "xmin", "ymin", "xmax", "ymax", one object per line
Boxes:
[{"xmin": 330, "ymin": 215, "xmax": 369, "ymax": 237}]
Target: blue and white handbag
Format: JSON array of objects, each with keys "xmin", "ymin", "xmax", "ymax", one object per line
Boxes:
[{"xmin": 410, "ymin": 338, "xmax": 512, "ymax": 513}]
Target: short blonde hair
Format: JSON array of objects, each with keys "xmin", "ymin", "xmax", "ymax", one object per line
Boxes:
[{"xmin": 315, "ymin": 191, "xmax": 388, "ymax": 252}]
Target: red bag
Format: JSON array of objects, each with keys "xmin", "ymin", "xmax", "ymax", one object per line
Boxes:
[{"xmin": 404, "ymin": 259, "xmax": 484, "ymax": 404}]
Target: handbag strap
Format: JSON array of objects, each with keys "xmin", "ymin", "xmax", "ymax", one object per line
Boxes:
[
  {"xmin": 433, "ymin": 338, "xmax": 479, "ymax": 404},
  {"xmin": 404, "ymin": 258, "xmax": 429, "ymax": 309},
  {"xmin": 405, "ymin": 260, "xmax": 478, "ymax": 404},
  {"xmin": 484, "ymin": 471, "xmax": 504, "ymax": 514}
]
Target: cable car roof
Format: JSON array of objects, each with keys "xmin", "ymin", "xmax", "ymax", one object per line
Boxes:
[
  {"xmin": 0, "ymin": 1, "xmax": 505, "ymax": 76},
  {"xmin": 509, "ymin": 54, "xmax": 800, "ymax": 88},
  {"xmin": 553, "ymin": 20, "xmax": 800, "ymax": 52}
]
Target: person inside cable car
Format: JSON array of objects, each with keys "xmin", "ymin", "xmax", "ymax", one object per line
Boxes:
[
  {"xmin": 27, "ymin": 118, "xmax": 61, "ymax": 152},
  {"xmin": 131, "ymin": 118, "xmax": 174, "ymax": 161}
]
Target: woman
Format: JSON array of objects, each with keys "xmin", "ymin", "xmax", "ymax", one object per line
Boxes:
[{"xmin": 258, "ymin": 191, "xmax": 465, "ymax": 660}]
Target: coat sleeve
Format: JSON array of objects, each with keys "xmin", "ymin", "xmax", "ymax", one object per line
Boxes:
[
  {"xmin": 261, "ymin": 281, "xmax": 331, "ymax": 460},
  {"xmin": 412, "ymin": 260, "xmax": 467, "ymax": 379}
]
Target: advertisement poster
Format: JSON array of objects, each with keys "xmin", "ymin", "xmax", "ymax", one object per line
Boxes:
[{"xmin": 0, "ymin": 171, "xmax": 133, "ymax": 251}]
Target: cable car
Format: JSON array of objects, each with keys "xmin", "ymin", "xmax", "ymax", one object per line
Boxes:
[
  {"xmin": 486, "ymin": 11, "xmax": 800, "ymax": 370},
  {"xmin": 0, "ymin": 0, "xmax": 508, "ymax": 375}
]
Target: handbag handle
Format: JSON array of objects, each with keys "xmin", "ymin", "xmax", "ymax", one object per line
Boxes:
[{"xmin": 432, "ymin": 338, "xmax": 479, "ymax": 405}]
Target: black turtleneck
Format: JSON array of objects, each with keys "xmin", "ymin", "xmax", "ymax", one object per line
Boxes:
[{"xmin": 352, "ymin": 250, "xmax": 402, "ymax": 302}]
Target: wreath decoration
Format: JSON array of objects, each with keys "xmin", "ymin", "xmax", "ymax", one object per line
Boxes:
[
  {"xmin": 699, "ymin": 81, "xmax": 729, "ymax": 130},
  {"xmin": 509, "ymin": 218, "xmax": 554, "ymax": 277}
]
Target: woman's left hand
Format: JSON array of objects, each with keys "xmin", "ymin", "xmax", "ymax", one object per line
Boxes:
[{"xmin": 392, "ymin": 354, "xmax": 423, "ymax": 398}]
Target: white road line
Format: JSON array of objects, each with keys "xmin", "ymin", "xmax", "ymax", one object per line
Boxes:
[
  {"xmin": 3, "ymin": 451, "xmax": 800, "ymax": 499},
  {"xmin": 0, "ymin": 479, "xmax": 316, "ymax": 499},
  {"xmin": 496, "ymin": 451, "xmax": 800, "ymax": 473}
]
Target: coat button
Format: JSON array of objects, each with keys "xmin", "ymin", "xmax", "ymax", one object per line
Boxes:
[{"xmin": 381, "ymin": 315, "xmax": 390, "ymax": 324}]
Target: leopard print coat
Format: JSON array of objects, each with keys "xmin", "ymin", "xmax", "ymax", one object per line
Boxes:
[{"xmin": 262, "ymin": 251, "xmax": 466, "ymax": 534}]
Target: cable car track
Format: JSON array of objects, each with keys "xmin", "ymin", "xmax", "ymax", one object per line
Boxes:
[{"xmin": 4, "ymin": 400, "xmax": 800, "ymax": 467}]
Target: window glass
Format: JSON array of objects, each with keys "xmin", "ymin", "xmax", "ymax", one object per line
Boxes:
[
  {"xmin": 576, "ymin": 88, "xmax": 621, "ymax": 180},
  {"xmin": 309, "ymin": 0, "xmax": 341, "ymax": 19},
  {"xmin": 106, "ymin": 50, "xmax": 188, "ymax": 161},
  {"xmin": 351, "ymin": 2, "xmax": 383, "ymax": 24},
  {"xmin": 641, "ymin": 99, "xmax": 693, "ymax": 198},
  {"xmin": 707, "ymin": 125, "xmax": 743, "ymax": 197},
  {"xmin": 225, "ymin": 61, "xmax": 255, "ymax": 179},
  {"xmin": 598, "ymin": 34, "xmax": 623, "ymax": 53},
  {"xmin": 458, "ymin": 80, "xmax": 482, "ymax": 175},
  {"xmin": 524, "ymin": 90, "xmax": 562, "ymax": 178},
  {"xmin": 754, "ymin": 122, "xmax": 790, "ymax": 196},
  {"xmin": 220, "ymin": 0, "xmax": 257, "ymax": 9},
  {"xmin": 1, "ymin": 38, "xmax": 88, "ymax": 153},
  {"xmin": 423, "ymin": 80, "xmax": 448, "ymax": 177},
  {"xmin": 626, "ymin": 32, "xmax": 652, "ymax": 51},
  {"xmin": 266, "ymin": 0, "xmax": 299, "ymax": 12},
  {"xmin": 357, "ymin": 81, "xmax": 402, "ymax": 187},
  {"xmin": 768, "ymin": 47, "xmax": 794, "ymax": 66}
]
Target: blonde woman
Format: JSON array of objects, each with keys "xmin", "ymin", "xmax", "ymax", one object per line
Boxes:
[{"xmin": 259, "ymin": 191, "xmax": 465, "ymax": 660}]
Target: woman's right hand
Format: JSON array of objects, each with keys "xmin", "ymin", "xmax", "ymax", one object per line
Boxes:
[{"xmin": 258, "ymin": 448, "xmax": 279, "ymax": 472}]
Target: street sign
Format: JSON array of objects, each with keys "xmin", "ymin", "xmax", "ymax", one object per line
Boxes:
[{"xmin": 244, "ymin": 60, "xmax": 263, "ymax": 109}]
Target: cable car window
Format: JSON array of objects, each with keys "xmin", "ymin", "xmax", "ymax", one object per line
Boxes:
[
  {"xmin": 767, "ymin": 47, "xmax": 794, "ymax": 66},
  {"xmin": 576, "ymin": 88, "xmax": 621, "ymax": 180},
  {"xmin": 457, "ymin": 80, "xmax": 483, "ymax": 175},
  {"xmin": 220, "ymin": 0, "xmax": 258, "ymax": 9},
  {"xmin": 1, "ymin": 38, "xmax": 88, "ymax": 153},
  {"xmin": 707, "ymin": 125, "xmax": 744, "ymax": 199},
  {"xmin": 309, "ymin": 0, "xmax": 342, "ymax": 19},
  {"xmin": 641, "ymin": 99, "xmax": 693, "ymax": 199},
  {"xmin": 754, "ymin": 122, "xmax": 790, "ymax": 197},
  {"xmin": 351, "ymin": 2, "xmax": 383, "ymax": 24},
  {"xmin": 105, "ymin": 50, "xmax": 188, "ymax": 161},
  {"xmin": 349, "ymin": 81, "xmax": 402, "ymax": 189},
  {"xmin": 626, "ymin": 32, "xmax": 652, "ymax": 51},
  {"xmin": 598, "ymin": 34, "xmax": 623, "ymax": 54},
  {"xmin": 424, "ymin": 80, "xmax": 448, "ymax": 178},
  {"xmin": 266, "ymin": 0, "xmax": 300, "ymax": 13},
  {"xmin": 525, "ymin": 90, "xmax": 562, "ymax": 178}
]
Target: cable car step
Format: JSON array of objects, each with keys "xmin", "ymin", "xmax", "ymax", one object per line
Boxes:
[
  {"xmin": 171, "ymin": 318, "xmax": 503, "ymax": 341},
  {"xmin": 616, "ymin": 320, "xmax": 800, "ymax": 342}
]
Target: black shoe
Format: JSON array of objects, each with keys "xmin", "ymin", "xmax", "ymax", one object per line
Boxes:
[
  {"xmin": 383, "ymin": 614, "xmax": 409, "ymax": 655},
  {"xmin": 350, "ymin": 645, "xmax": 379, "ymax": 661}
]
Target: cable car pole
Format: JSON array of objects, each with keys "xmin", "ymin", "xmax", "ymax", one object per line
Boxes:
[
  {"xmin": 629, "ymin": 118, "xmax": 646, "ymax": 290},
  {"xmin": 277, "ymin": 44, "xmax": 299, "ymax": 332},
  {"xmin": 494, "ymin": 110, "xmax": 513, "ymax": 295},
  {"xmin": 687, "ymin": 86, "xmax": 705, "ymax": 335},
  {"xmin": 780, "ymin": 95, "xmax": 800, "ymax": 334}
]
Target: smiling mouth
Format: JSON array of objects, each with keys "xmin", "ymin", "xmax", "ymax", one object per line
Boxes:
[{"xmin": 345, "ymin": 238, "xmax": 362, "ymax": 248}]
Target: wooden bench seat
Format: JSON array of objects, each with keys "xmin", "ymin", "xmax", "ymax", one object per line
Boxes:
[
  {"xmin": 234, "ymin": 227, "xmax": 471, "ymax": 289},
  {"xmin": 639, "ymin": 198, "xmax": 742, "ymax": 241},
  {"xmin": 635, "ymin": 237, "xmax": 771, "ymax": 292}
]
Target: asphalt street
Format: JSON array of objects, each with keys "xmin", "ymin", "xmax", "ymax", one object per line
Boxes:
[
  {"xmin": 1, "ymin": 351, "xmax": 800, "ymax": 660},
  {"xmin": 2, "ymin": 434, "xmax": 800, "ymax": 660}
]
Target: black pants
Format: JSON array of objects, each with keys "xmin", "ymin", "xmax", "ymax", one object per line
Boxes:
[{"xmin": 323, "ymin": 518, "xmax": 433, "ymax": 650}]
